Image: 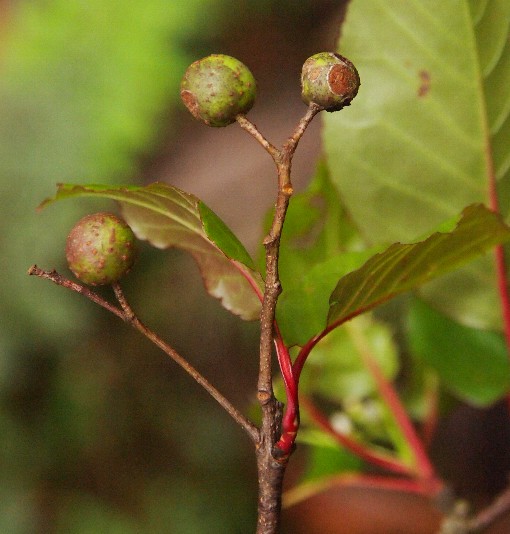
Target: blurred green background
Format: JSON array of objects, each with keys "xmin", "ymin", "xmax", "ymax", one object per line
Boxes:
[{"xmin": 0, "ymin": 1, "xmax": 345, "ymax": 532}]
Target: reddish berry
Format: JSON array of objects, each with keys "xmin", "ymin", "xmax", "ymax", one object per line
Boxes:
[{"xmin": 66, "ymin": 213, "xmax": 137, "ymax": 286}]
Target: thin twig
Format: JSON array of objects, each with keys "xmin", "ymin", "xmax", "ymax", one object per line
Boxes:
[
  {"xmin": 28, "ymin": 265, "xmax": 259, "ymax": 443},
  {"xmin": 111, "ymin": 283, "xmax": 259, "ymax": 442},
  {"xmin": 236, "ymin": 114, "xmax": 279, "ymax": 159},
  {"xmin": 238, "ymin": 106, "xmax": 322, "ymax": 456},
  {"xmin": 282, "ymin": 103, "xmax": 322, "ymax": 159},
  {"xmin": 468, "ymin": 484, "xmax": 510, "ymax": 532},
  {"xmin": 27, "ymin": 265, "xmax": 125, "ymax": 319},
  {"xmin": 237, "ymin": 105, "xmax": 321, "ymax": 534}
]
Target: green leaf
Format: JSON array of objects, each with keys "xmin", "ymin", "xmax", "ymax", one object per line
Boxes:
[
  {"xmin": 41, "ymin": 182, "xmax": 263, "ymax": 320},
  {"xmin": 298, "ymin": 315, "xmax": 414, "ymax": 464},
  {"xmin": 407, "ymin": 298, "xmax": 510, "ymax": 406},
  {"xmin": 328, "ymin": 204, "xmax": 510, "ymax": 327},
  {"xmin": 269, "ymin": 160, "xmax": 361, "ymax": 286},
  {"xmin": 273, "ymin": 161, "xmax": 369, "ymax": 345},
  {"xmin": 299, "ymin": 315, "xmax": 399, "ymax": 405},
  {"xmin": 324, "ymin": 0, "xmax": 510, "ymax": 330},
  {"xmin": 199, "ymin": 202, "xmax": 256, "ymax": 269},
  {"xmin": 277, "ymin": 251, "xmax": 373, "ymax": 346},
  {"xmin": 297, "ymin": 441, "xmax": 363, "ymax": 482}
]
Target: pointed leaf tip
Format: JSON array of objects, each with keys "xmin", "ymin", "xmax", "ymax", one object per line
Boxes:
[{"xmin": 328, "ymin": 204, "xmax": 510, "ymax": 327}]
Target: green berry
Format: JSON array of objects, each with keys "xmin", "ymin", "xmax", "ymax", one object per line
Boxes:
[
  {"xmin": 301, "ymin": 52, "xmax": 360, "ymax": 112},
  {"xmin": 180, "ymin": 54, "xmax": 257, "ymax": 127},
  {"xmin": 66, "ymin": 213, "xmax": 137, "ymax": 286}
]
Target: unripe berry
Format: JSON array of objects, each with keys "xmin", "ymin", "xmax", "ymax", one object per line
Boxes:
[
  {"xmin": 66, "ymin": 213, "xmax": 137, "ymax": 286},
  {"xmin": 180, "ymin": 54, "xmax": 257, "ymax": 127},
  {"xmin": 301, "ymin": 52, "xmax": 360, "ymax": 112}
]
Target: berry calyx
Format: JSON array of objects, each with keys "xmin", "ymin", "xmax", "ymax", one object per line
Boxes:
[
  {"xmin": 180, "ymin": 54, "xmax": 257, "ymax": 127},
  {"xmin": 301, "ymin": 52, "xmax": 360, "ymax": 112},
  {"xmin": 66, "ymin": 213, "xmax": 137, "ymax": 286}
]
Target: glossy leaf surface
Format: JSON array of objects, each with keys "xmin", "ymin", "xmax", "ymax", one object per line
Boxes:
[
  {"xmin": 41, "ymin": 183, "xmax": 263, "ymax": 320},
  {"xmin": 328, "ymin": 204, "xmax": 510, "ymax": 328}
]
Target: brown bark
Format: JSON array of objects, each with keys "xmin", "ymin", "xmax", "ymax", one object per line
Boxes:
[{"xmin": 255, "ymin": 396, "xmax": 288, "ymax": 534}]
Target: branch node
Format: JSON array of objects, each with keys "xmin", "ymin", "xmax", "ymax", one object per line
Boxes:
[{"xmin": 258, "ymin": 390, "xmax": 273, "ymax": 405}]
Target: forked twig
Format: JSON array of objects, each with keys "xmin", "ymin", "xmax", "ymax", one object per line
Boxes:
[{"xmin": 28, "ymin": 265, "xmax": 259, "ymax": 443}]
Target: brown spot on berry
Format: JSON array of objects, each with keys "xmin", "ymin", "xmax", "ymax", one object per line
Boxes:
[
  {"xmin": 180, "ymin": 90, "xmax": 200, "ymax": 120},
  {"xmin": 301, "ymin": 52, "xmax": 360, "ymax": 111},
  {"xmin": 329, "ymin": 64, "xmax": 350, "ymax": 95}
]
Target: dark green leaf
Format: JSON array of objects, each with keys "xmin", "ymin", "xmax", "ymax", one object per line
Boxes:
[
  {"xmin": 407, "ymin": 298, "xmax": 510, "ymax": 406},
  {"xmin": 40, "ymin": 183, "xmax": 263, "ymax": 320},
  {"xmin": 328, "ymin": 204, "xmax": 510, "ymax": 327},
  {"xmin": 199, "ymin": 202, "xmax": 256, "ymax": 269}
]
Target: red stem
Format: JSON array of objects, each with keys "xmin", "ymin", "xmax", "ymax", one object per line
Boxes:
[
  {"xmin": 302, "ymin": 397, "xmax": 413, "ymax": 476},
  {"xmin": 361, "ymin": 353, "xmax": 436, "ymax": 480},
  {"xmin": 293, "ymin": 322, "xmax": 337, "ymax": 382},
  {"xmin": 494, "ymin": 246, "xmax": 510, "ymax": 348},
  {"xmin": 284, "ymin": 472, "xmax": 443, "ymax": 509},
  {"xmin": 336, "ymin": 473, "xmax": 443, "ymax": 496},
  {"xmin": 295, "ymin": 319, "xmax": 438, "ymax": 481},
  {"xmin": 292, "ymin": 309, "xmax": 368, "ymax": 384},
  {"xmin": 274, "ymin": 326, "xmax": 299, "ymax": 454},
  {"xmin": 234, "ymin": 260, "xmax": 299, "ymax": 452},
  {"xmin": 421, "ymin": 374, "xmax": 439, "ymax": 449},
  {"xmin": 486, "ymin": 142, "xmax": 510, "ymax": 416},
  {"xmin": 488, "ymin": 180, "xmax": 510, "ymax": 350}
]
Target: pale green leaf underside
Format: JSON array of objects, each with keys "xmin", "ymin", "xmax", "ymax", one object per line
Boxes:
[
  {"xmin": 324, "ymin": 0, "xmax": 510, "ymax": 330},
  {"xmin": 40, "ymin": 183, "xmax": 262, "ymax": 320},
  {"xmin": 328, "ymin": 204, "xmax": 510, "ymax": 327}
]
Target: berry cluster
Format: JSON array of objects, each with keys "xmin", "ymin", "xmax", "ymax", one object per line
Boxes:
[
  {"xmin": 64, "ymin": 52, "xmax": 359, "ymax": 285},
  {"xmin": 179, "ymin": 51, "xmax": 360, "ymax": 127}
]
